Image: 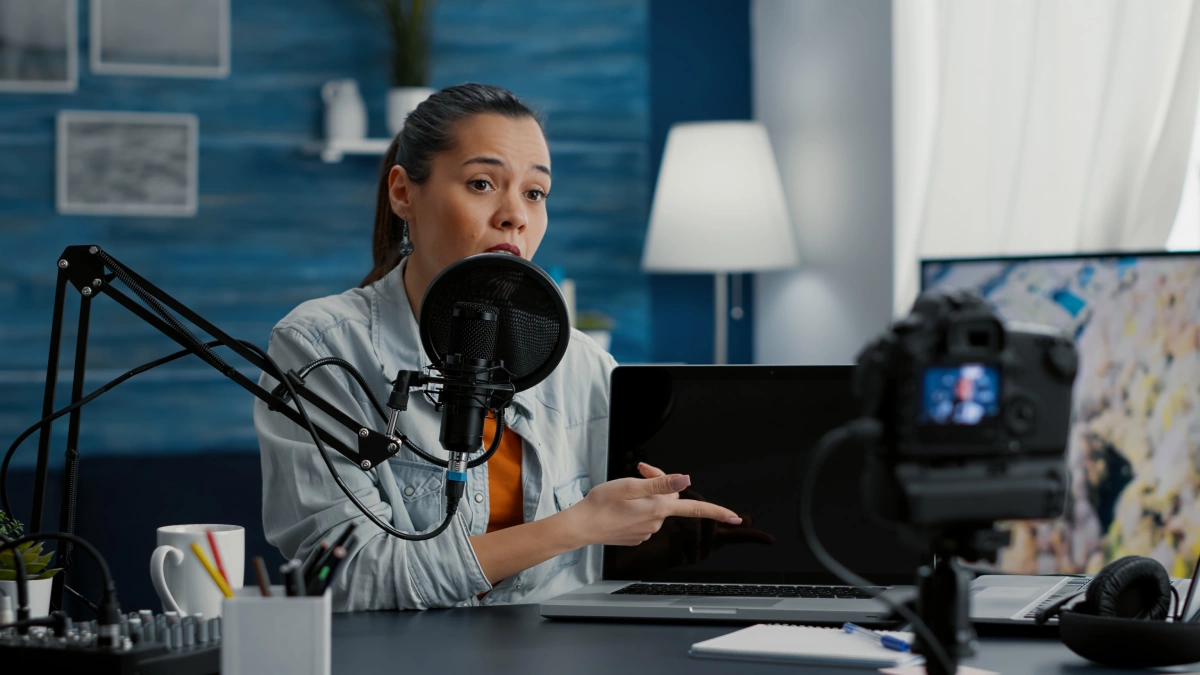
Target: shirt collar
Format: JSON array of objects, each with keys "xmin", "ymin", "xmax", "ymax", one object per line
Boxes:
[{"xmin": 370, "ymin": 258, "xmax": 537, "ymax": 420}]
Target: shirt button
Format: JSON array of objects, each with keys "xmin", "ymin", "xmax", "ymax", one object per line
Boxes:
[
  {"xmin": 474, "ymin": 493, "xmax": 484, "ymax": 503},
  {"xmin": 403, "ymin": 486, "xmax": 415, "ymax": 497}
]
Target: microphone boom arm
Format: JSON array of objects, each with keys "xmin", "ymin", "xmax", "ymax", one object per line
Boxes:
[{"xmin": 27, "ymin": 245, "xmax": 414, "ymax": 608}]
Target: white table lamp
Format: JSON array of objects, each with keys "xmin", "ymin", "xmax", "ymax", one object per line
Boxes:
[{"xmin": 642, "ymin": 121, "xmax": 798, "ymax": 363}]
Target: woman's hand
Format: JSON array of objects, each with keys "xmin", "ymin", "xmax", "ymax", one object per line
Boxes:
[{"xmin": 561, "ymin": 463, "xmax": 742, "ymax": 548}]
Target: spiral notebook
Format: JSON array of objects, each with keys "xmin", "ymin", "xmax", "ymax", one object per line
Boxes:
[{"xmin": 689, "ymin": 624, "xmax": 923, "ymax": 668}]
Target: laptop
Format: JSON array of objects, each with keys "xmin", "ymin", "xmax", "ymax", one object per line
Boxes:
[
  {"xmin": 541, "ymin": 365, "xmax": 924, "ymax": 624},
  {"xmin": 970, "ymin": 570, "xmax": 1197, "ymax": 627},
  {"xmin": 539, "ymin": 365, "xmax": 1198, "ymax": 627}
]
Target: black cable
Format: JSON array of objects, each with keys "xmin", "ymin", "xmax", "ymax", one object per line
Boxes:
[
  {"xmin": 0, "ymin": 529, "xmax": 29, "ymax": 628},
  {"xmin": 297, "ymin": 357, "xmax": 389, "ymax": 422},
  {"xmin": 799, "ymin": 420, "xmax": 955, "ymax": 675},
  {"xmin": 2, "ymin": 339, "xmax": 232, "ymax": 518},
  {"xmin": 400, "ymin": 407, "xmax": 506, "ymax": 469},
  {"xmin": 0, "ymin": 532, "xmax": 120, "ymax": 634},
  {"xmin": 239, "ymin": 340, "xmax": 458, "ymax": 541}
]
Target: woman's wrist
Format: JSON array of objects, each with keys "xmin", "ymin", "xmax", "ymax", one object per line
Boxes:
[{"xmin": 549, "ymin": 505, "xmax": 592, "ymax": 551}]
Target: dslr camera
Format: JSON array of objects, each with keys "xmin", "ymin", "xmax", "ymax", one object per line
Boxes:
[{"xmin": 854, "ymin": 289, "xmax": 1078, "ymax": 534}]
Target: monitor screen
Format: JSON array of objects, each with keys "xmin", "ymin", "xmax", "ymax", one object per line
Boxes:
[
  {"xmin": 921, "ymin": 252, "xmax": 1200, "ymax": 576},
  {"xmin": 602, "ymin": 365, "xmax": 924, "ymax": 586}
]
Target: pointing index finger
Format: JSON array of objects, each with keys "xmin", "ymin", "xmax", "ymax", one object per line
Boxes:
[{"xmin": 670, "ymin": 499, "xmax": 741, "ymax": 524}]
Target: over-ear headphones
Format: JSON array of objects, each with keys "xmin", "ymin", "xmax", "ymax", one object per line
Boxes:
[{"xmin": 1036, "ymin": 555, "xmax": 1200, "ymax": 668}]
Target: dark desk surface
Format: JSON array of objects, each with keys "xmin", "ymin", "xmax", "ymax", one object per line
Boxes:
[{"xmin": 331, "ymin": 604, "xmax": 1136, "ymax": 674}]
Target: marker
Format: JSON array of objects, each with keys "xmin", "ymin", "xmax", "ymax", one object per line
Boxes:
[
  {"xmin": 311, "ymin": 546, "xmax": 347, "ymax": 596},
  {"xmin": 281, "ymin": 559, "xmax": 304, "ymax": 597},
  {"xmin": 843, "ymin": 622, "xmax": 911, "ymax": 652}
]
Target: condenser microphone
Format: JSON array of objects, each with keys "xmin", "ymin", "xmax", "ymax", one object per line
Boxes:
[
  {"xmin": 438, "ymin": 301, "xmax": 501, "ymax": 456},
  {"xmin": 410, "ymin": 252, "xmax": 571, "ymax": 511}
]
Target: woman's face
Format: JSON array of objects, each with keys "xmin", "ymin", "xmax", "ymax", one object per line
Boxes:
[{"xmin": 389, "ymin": 113, "xmax": 551, "ymax": 296}]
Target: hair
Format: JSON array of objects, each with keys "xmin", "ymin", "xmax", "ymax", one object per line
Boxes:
[{"xmin": 360, "ymin": 83, "xmax": 544, "ymax": 287}]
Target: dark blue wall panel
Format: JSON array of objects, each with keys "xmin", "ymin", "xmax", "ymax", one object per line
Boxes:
[
  {"xmin": 0, "ymin": 0, "xmax": 650, "ymax": 466},
  {"xmin": 647, "ymin": 0, "xmax": 753, "ymax": 364}
]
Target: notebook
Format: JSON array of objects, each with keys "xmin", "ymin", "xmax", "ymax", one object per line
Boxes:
[{"xmin": 689, "ymin": 624, "xmax": 923, "ymax": 668}]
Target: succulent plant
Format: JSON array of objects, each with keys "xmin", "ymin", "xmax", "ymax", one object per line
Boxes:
[{"xmin": 0, "ymin": 511, "xmax": 59, "ymax": 581}]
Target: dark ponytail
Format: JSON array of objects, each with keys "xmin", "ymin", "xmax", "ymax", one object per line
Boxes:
[{"xmin": 359, "ymin": 83, "xmax": 543, "ymax": 287}]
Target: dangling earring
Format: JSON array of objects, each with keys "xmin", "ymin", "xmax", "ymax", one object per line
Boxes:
[{"xmin": 399, "ymin": 219, "xmax": 414, "ymax": 257}]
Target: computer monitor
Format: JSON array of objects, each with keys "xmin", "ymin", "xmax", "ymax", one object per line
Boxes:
[{"xmin": 921, "ymin": 251, "xmax": 1200, "ymax": 576}]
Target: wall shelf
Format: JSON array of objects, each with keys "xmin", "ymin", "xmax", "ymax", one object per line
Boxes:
[{"xmin": 306, "ymin": 138, "xmax": 391, "ymax": 163}]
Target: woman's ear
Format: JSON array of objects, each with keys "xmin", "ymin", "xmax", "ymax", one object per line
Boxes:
[{"xmin": 388, "ymin": 165, "xmax": 414, "ymax": 221}]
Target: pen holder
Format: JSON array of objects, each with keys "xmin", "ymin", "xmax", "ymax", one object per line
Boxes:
[{"xmin": 221, "ymin": 586, "xmax": 331, "ymax": 675}]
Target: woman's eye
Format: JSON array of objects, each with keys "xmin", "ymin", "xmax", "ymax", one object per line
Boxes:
[
  {"xmin": 527, "ymin": 190, "xmax": 546, "ymax": 202},
  {"xmin": 469, "ymin": 179, "xmax": 492, "ymax": 192}
]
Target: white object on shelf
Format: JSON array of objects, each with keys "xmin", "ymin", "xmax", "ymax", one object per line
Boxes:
[
  {"xmin": 322, "ymin": 79, "xmax": 367, "ymax": 144},
  {"xmin": 306, "ymin": 138, "xmax": 393, "ymax": 163}
]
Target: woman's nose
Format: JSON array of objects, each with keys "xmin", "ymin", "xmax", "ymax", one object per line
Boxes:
[{"xmin": 493, "ymin": 191, "xmax": 528, "ymax": 230}]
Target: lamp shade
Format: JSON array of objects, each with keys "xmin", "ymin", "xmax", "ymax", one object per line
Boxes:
[{"xmin": 642, "ymin": 121, "xmax": 798, "ymax": 273}]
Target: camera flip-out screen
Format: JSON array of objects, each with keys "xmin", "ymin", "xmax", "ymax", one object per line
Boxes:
[{"xmin": 919, "ymin": 364, "xmax": 1000, "ymax": 426}]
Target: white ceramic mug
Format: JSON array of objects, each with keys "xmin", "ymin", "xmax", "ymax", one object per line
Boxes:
[{"xmin": 151, "ymin": 524, "xmax": 244, "ymax": 618}]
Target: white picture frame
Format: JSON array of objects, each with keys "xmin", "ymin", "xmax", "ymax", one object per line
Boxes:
[
  {"xmin": 90, "ymin": 0, "xmax": 229, "ymax": 78},
  {"xmin": 0, "ymin": 0, "xmax": 78, "ymax": 93},
  {"xmin": 57, "ymin": 111, "xmax": 199, "ymax": 217}
]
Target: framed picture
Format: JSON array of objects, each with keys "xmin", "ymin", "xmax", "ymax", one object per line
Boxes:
[
  {"xmin": 90, "ymin": 0, "xmax": 229, "ymax": 78},
  {"xmin": 57, "ymin": 111, "xmax": 199, "ymax": 217},
  {"xmin": 0, "ymin": 0, "xmax": 77, "ymax": 93}
]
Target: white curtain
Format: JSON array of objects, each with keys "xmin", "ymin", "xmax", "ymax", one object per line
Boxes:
[{"xmin": 894, "ymin": 0, "xmax": 1200, "ymax": 314}]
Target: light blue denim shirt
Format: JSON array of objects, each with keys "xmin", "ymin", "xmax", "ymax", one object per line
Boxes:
[{"xmin": 254, "ymin": 259, "xmax": 616, "ymax": 611}]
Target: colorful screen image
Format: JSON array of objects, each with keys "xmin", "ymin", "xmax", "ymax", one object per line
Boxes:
[
  {"xmin": 920, "ymin": 364, "xmax": 1000, "ymax": 426},
  {"xmin": 922, "ymin": 253, "xmax": 1200, "ymax": 577}
]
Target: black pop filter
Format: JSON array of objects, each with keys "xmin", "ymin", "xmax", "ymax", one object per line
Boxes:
[{"xmin": 419, "ymin": 253, "xmax": 570, "ymax": 393}]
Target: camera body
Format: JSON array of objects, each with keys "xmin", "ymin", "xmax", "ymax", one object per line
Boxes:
[{"xmin": 855, "ymin": 289, "xmax": 1077, "ymax": 532}]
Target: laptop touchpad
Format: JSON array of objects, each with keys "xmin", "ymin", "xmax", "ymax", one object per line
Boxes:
[{"xmin": 670, "ymin": 597, "xmax": 781, "ymax": 608}]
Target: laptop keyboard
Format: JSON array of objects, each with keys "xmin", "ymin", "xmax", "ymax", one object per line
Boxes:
[{"xmin": 612, "ymin": 583, "xmax": 888, "ymax": 599}]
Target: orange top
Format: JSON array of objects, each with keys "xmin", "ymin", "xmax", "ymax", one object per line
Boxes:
[{"xmin": 483, "ymin": 416, "xmax": 524, "ymax": 533}]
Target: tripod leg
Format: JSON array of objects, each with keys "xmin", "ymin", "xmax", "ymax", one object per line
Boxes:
[{"xmin": 915, "ymin": 557, "xmax": 976, "ymax": 675}]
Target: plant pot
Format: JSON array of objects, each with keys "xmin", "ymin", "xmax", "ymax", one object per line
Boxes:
[
  {"xmin": 387, "ymin": 86, "xmax": 435, "ymax": 137},
  {"xmin": 0, "ymin": 576, "xmax": 54, "ymax": 619}
]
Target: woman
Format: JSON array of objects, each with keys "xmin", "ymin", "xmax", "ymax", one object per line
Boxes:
[{"xmin": 255, "ymin": 84, "xmax": 740, "ymax": 611}]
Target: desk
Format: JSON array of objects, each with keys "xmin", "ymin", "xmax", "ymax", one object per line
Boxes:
[{"xmin": 331, "ymin": 604, "xmax": 1118, "ymax": 674}]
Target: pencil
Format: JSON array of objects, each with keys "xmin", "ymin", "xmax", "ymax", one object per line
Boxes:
[
  {"xmin": 252, "ymin": 556, "xmax": 272, "ymax": 597},
  {"xmin": 190, "ymin": 542, "xmax": 235, "ymax": 599},
  {"xmin": 205, "ymin": 529, "xmax": 230, "ymax": 587}
]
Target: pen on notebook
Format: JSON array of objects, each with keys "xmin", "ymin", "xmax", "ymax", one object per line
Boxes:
[
  {"xmin": 843, "ymin": 622, "xmax": 911, "ymax": 652},
  {"xmin": 190, "ymin": 542, "xmax": 235, "ymax": 598},
  {"xmin": 205, "ymin": 529, "xmax": 230, "ymax": 587},
  {"xmin": 252, "ymin": 556, "xmax": 272, "ymax": 597}
]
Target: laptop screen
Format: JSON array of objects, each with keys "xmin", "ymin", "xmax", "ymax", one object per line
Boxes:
[{"xmin": 602, "ymin": 365, "xmax": 923, "ymax": 586}]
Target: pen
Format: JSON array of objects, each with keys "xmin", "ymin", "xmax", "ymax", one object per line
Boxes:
[
  {"xmin": 843, "ymin": 622, "xmax": 911, "ymax": 652},
  {"xmin": 312, "ymin": 546, "xmax": 348, "ymax": 596},
  {"xmin": 205, "ymin": 529, "xmax": 230, "ymax": 588},
  {"xmin": 190, "ymin": 542, "xmax": 235, "ymax": 599},
  {"xmin": 252, "ymin": 556, "xmax": 272, "ymax": 597},
  {"xmin": 281, "ymin": 559, "xmax": 305, "ymax": 597},
  {"xmin": 305, "ymin": 522, "xmax": 358, "ymax": 589}
]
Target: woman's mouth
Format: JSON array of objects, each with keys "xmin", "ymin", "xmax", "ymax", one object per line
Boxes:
[{"xmin": 485, "ymin": 243, "xmax": 522, "ymax": 257}]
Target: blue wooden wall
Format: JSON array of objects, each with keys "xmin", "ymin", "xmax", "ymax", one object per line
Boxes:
[{"xmin": 0, "ymin": 0, "xmax": 650, "ymax": 465}]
